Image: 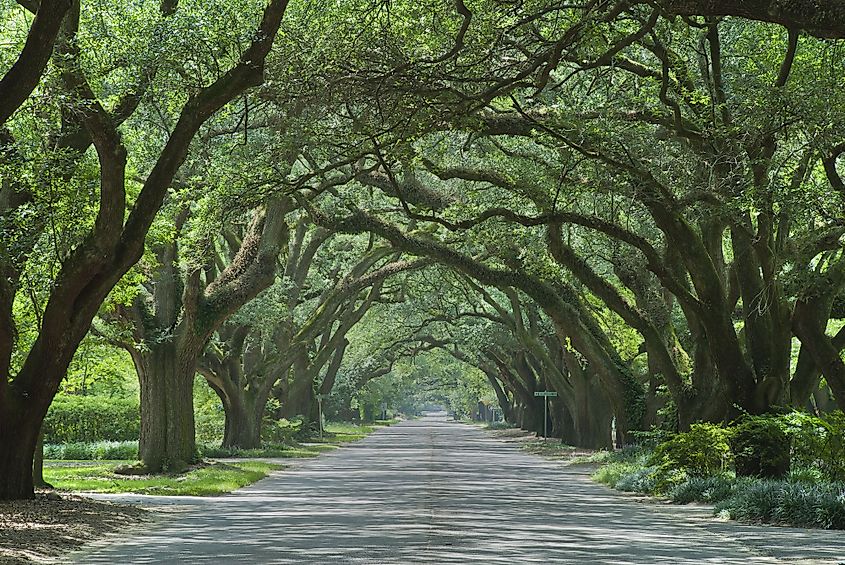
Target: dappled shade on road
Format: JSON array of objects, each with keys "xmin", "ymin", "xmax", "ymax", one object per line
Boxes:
[{"xmin": 74, "ymin": 416, "xmax": 845, "ymax": 564}]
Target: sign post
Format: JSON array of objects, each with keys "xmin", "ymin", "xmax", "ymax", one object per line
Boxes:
[
  {"xmin": 533, "ymin": 391, "xmax": 558, "ymax": 440},
  {"xmin": 316, "ymin": 393, "xmax": 324, "ymax": 440}
]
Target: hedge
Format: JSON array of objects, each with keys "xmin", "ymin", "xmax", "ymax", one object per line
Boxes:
[{"xmin": 43, "ymin": 396, "xmax": 140, "ymax": 443}]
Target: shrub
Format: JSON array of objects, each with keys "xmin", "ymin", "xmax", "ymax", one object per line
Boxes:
[
  {"xmin": 786, "ymin": 411, "xmax": 845, "ymax": 482},
  {"xmin": 629, "ymin": 428, "xmax": 674, "ymax": 448},
  {"xmin": 715, "ymin": 480, "xmax": 845, "ymax": 530},
  {"xmin": 731, "ymin": 414, "xmax": 790, "ymax": 478},
  {"xmin": 651, "ymin": 423, "xmax": 733, "ymax": 488},
  {"xmin": 262, "ymin": 417, "xmax": 302, "ymax": 444},
  {"xmin": 44, "ymin": 396, "xmax": 139, "ymax": 443},
  {"xmin": 593, "ymin": 461, "xmax": 639, "ymax": 488},
  {"xmin": 593, "ymin": 448, "xmax": 654, "ymax": 489},
  {"xmin": 670, "ymin": 475, "xmax": 736, "ymax": 504},
  {"xmin": 716, "ymin": 480, "xmax": 781, "ymax": 523},
  {"xmin": 615, "ymin": 466, "xmax": 659, "ymax": 493}
]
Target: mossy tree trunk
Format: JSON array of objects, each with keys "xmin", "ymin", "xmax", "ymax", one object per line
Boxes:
[{"xmin": 117, "ymin": 199, "xmax": 292, "ymax": 472}]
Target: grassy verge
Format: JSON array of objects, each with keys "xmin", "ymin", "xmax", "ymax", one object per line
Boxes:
[
  {"xmin": 304, "ymin": 420, "xmax": 399, "ymax": 444},
  {"xmin": 198, "ymin": 443, "xmax": 333, "ymax": 459},
  {"xmin": 521, "ymin": 438, "xmax": 607, "ymax": 463},
  {"xmin": 45, "ymin": 420, "xmax": 395, "ymax": 472},
  {"xmin": 44, "ymin": 461, "xmax": 281, "ymax": 496}
]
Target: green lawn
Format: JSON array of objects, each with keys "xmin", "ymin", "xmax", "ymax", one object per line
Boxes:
[
  {"xmin": 315, "ymin": 422, "xmax": 376, "ymax": 443},
  {"xmin": 198, "ymin": 443, "xmax": 334, "ymax": 459},
  {"xmin": 44, "ymin": 461, "xmax": 281, "ymax": 496}
]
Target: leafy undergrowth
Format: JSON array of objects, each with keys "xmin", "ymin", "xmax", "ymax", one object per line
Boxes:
[
  {"xmin": 44, "ymin": 461, "xmax": 281, "ymax": 496},
  {"xmin": 45, "ymin": 441, "xmax": 139, "ymax": 461},
  {"xmin": 592, "ymin": 448, "xmax": 845, "ymax": 530}
]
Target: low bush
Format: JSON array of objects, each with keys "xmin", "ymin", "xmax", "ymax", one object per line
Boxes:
[
  {"xmin": 650, "ymin": 423, "xmax": 732, "ymax": 490},
  {"xmin": 786, "ymin": 410, "xmax": 845, "ymax": 482},
  {"xmin": 614, "ymin": 466, "xmax": 659, "ymax": 493},
  {"xmin": 731, "ymin": 414, "xmax": 790, "ymax": 478},
  {"xmin": 715, "ymin": 480, "xmax": 845, "ymax": 530},
  {"xmin": 593, "ymin": 412, "xmax": 845, "ymax": 530},
  {"xmin": 670, "ymin": 475, "xmax": 736, "ymax": 504},
  {"xmin": 262, "ymin": 417, "xmax": 302, "ymax": 444},
  {"xmin": 44, "ymin": 396, "xmax": 139, "ymax": 443},
  {"xmin": 593, "ymin": 448, "xmax": 653, "ymax": 489},
  {"xmin": 44, "ymin": 441, "xmax": 138, "ymax": 460}
]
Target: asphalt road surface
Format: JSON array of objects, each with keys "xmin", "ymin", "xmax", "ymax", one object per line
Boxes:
[{"xmin": 72, "ymin": 414, "xmax": 845, "ymax": 564}]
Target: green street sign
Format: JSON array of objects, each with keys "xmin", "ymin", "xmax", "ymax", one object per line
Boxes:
[{"xmin": 534, "ymin": 391, "xmax": 558, "ymax": 397}]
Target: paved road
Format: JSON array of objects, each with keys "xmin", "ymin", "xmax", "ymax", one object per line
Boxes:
[{"xmin": 72, "ymin": 415, "xmax": 845, "ymax": 564}]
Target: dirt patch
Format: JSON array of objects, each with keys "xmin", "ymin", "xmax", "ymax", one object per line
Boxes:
[{"xmin": 0, "ymin": 491, "xmax": 148, "ymax": 564}]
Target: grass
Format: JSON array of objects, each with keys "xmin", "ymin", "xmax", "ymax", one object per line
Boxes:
[
  {"xmin": 520, "ymin": 439, "xmax": 579, "ymax": 458},
  {"xmin": 198, "ymin": 443, "xmax": 332, "ymax": 459},
  {"xmin": 310, "ymin": 422, "xmax": 377, "ymax": 444},
  {"xmin": 373, "ymin": 418, "xmax": 401, "ymax": 426},
  {"xmin": 44, "ymin": 461, "xmax": 281, "ymax": 496},
  {"xmin": 45, "ymin": 440, "xmax": 138, "ymax": 460}
]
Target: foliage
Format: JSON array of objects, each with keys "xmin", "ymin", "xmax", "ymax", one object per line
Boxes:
[
  {"xmin": 60, "ymin": 339, "xmax": 137, "ymax": 397},
  {"xmin": 593, "ymin": 413, "xmax": 845, "ymax": 529},
  {"xmin": 592, "ymin": 447, "xmax": 653, "ymax": 489},
  {"xmin": 731, "ymin": 414, "xmax": 791, "ymax": 478},
  {"xmin": 261, "ymin": 416, "xmax": 303, "ymax": 445},
  {"xmin": 650, "ymin": 424, "xmax": 734, "ymax": 486},
  {"xmin": 44, "ymin": 441, "xmax": 138, "ymax": 461},
  {"xmin": 714, "ymin": 481, "xmax": 845, "ymax": 530},
  {"xmin": 44, "ymin": 461, "xmax": 281, "ymax": 496},
  {"xmin": 614, "ymin": 466, "xmax": 659, "ymax": 494},
  {"xmin": 785, "ymin": 411, "xmax": 845, "ymax": 482},
  {"xmin": 670, "ymin": 475, "xmax": 737, "ymax": 505},
  {"xmin": 194, "ymin": 375, "xmax": 226, "ymax": 444},
  {"xmin": 43, "ymin": 397, "xmax": 139, "ymax": 443}
]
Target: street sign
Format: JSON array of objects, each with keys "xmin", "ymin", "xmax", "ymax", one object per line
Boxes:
[
  {"xmin": 316, "ymin": 394, "xmax": 324, "ymax": 439},
  {"xmin": 533, "ymin": 391, "xmax": 557, "ymax": 439}
]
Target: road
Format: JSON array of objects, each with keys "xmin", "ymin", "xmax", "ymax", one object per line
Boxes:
[{"xmin": 72, "ymin": 414, "xmax": 845, "ymax": 564}]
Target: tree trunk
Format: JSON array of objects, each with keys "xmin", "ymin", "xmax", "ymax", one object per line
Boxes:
[
  {"xmin": 222, "ymin": 394, "xmax": 260, "ymax": 449},
  {"xmin": 32, "ymin": 428, "xmax": 51, "ymax": 489},
  {"xmin": 567, "ymin": 362, "xmax": 613, "ymax": 449},
  {"xmin": 281, "ymin": 354, "xmax": 315, "ymax": 423},
  {"xmin": 0, "ymin": 400, "xmax": 42, "ymax": 499},
  {"xmin": 134, "ymin": 342, "xmax": 197, "ymax": 472},
  {"xmin": 794, "ymin": 300, "xmax": 845, "ymax": 412},
  {"xmin": 217, "ymin": 377, "xmax": 261, "ymax": 450},
  {"xmin": 483, "ymin": 370, "xmax": 514, "ymax": 422}
]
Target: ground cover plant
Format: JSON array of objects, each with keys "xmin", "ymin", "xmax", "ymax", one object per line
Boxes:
[{"xmin": 593, "ymin": 411, "xmax": 845, "ymax": 529}]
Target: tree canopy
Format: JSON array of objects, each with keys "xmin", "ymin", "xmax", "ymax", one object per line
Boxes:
[{"xmin": 1, "ymin": 0, "xmax": 843, "ymax": 500}]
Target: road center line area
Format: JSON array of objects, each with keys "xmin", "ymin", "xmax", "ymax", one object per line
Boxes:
[{"xmin": 72, "ymin": 415, "xmax": 845, "ymax": 564}]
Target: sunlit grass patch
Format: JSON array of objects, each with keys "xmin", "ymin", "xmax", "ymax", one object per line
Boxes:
[
  {"xmin": 311, "ymin": 422, "xmax": 377, "ymax": 444},
  {"xmin": 44, "ymin": 461, "xmax": 281, "ymax": 496},
  {"xmin": 199, "ymin": 443, "xmax": 327, "ymax": 459},
  {"xmin": 373, "ymin": 419, "xmax": 400, "ymax": 426}
]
